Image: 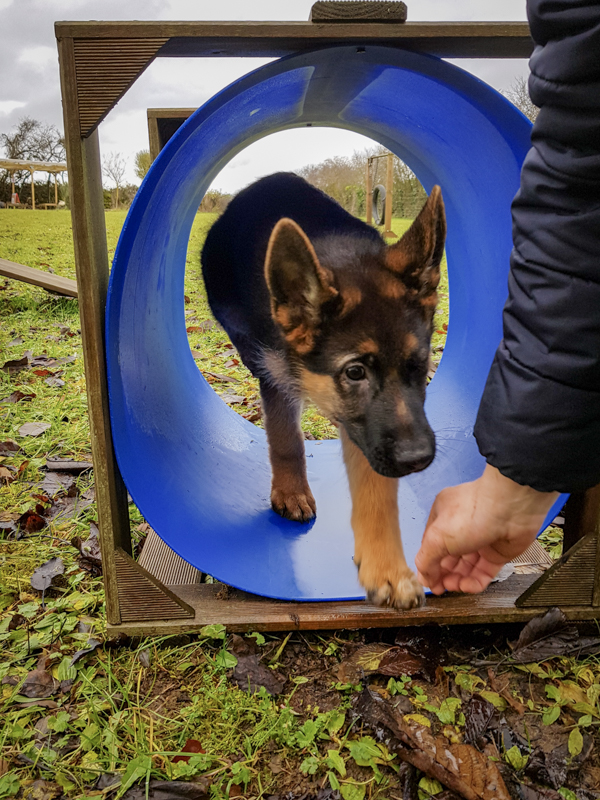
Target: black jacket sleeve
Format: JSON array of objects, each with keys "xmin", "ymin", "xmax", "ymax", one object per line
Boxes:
[{"xmin": 473, "ymin": 0, "xmax": 600, "ymax": 493}]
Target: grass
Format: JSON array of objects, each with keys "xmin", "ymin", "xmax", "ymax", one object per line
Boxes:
[{"xmin": 3, "ymin": 207, "xmax": 594, "ymax": 800}]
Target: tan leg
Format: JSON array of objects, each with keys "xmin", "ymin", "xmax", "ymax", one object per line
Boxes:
[
  {"xmin": 340, "ymin": 427, "xmax": 424, "ymax": 609},
  {"xmin": 261, "ymin": 380, "xmax": 316, "ymax": 522}
]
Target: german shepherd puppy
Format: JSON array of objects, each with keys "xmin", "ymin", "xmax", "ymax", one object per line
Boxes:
[{"xmin": 201, "ymin": 173, "xmax": 445, "ymax": 609}]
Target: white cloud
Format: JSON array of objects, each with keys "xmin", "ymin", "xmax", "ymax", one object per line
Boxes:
[
  {"xmin": 0, "ymin": 0, "xmax": 532, "ymax": 191},
  {"xmin": 0, "ymin": 100, "xmax": 26, "ymax": 115},
  {"xmin": 18, "ymin": 46, "xmax": 58, "ymax": 70}
]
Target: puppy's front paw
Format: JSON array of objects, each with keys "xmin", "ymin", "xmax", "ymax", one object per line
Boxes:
[
  {"xmin": 357, "ymin": 558, "xmax": 425, "ymax": 610},
  {"xmin": 271, "ymin": 486, "xmax": 316, "ymax": 522}
]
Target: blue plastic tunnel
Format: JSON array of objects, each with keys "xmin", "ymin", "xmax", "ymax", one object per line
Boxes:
[{"xmin": 106, "ymin": 45, "xmax": 565, "ymax": 601}]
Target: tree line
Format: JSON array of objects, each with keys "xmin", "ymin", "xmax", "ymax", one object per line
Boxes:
[{"xmin": 0, "ymin": 81, "xmax": 537, "ymax": 211}]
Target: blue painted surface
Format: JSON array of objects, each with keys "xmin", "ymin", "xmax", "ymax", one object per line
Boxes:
[{"xmin": 106, "ymin": 46, "xmax": 566, "ymax": 601}]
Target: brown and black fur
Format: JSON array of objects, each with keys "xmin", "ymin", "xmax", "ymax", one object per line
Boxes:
[{"xmin": 201, "ymin": 173, "xmax": 446, "ymax": 609}]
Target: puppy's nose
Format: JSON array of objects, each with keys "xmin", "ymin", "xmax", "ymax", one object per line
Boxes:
[{"xmin": 395, "ymin": 444, "xmax": 435, "ymax": 474}]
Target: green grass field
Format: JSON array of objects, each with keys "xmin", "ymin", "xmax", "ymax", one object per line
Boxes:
[{"xmin": 0, "ymin": 209, "xmax": 593, "ymax": 800}]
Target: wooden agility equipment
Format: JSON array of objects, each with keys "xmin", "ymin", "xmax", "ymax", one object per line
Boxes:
[
  {"xmin": 365, "ymin": 152, "xmax": 397, "ymax": 238},
  {"xmin": 55, "ymin": 8, "xmax": 600, "ymax": 635},
  {"xmin": 147, "ymin": 108, "xmax": 195, "ymax": 162},
  {"xmin": 0, "ymin": 257, "xmax": 78, "ymax": 298},
  {"xmin": 0, "ymin": 158, "xmax": 67, "ymax": 210}
]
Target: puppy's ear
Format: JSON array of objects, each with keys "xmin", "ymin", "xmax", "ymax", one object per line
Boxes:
[
  {"xmin": 384, "ymin": 185, "xmax": 446, "ymax": 302},
  {"xmin": 265, "ymin": 218, "xmax": 338, "ymax": 354}
]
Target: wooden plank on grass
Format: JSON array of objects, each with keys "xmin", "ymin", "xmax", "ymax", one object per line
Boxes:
[{"xmin": 0, "ymin": 257, "xmax": 78, "ymax": 298}]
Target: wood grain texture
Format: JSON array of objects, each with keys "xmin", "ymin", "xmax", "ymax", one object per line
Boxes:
[
  {"xmin": 516, "ymin": 533, "xmax": 596, "ymax": 608},
  {"xmin": 0, "ymin": 257, "xmax": 78, "ymax": 297},
  {"xmin": 55, "ymin": 21, "xmax": 533, "ymax": 59},
  {"xmin": 138, "ymin": 529, "xmax": 202, "ymax": 586},
  {"xmin": 310, "ymin": 2, "xmax": 407, "ymax": 23},
  {"xmin": 115, "ymin": 549, "xmax": 195, "ymax": 621},
  {"xmin": 73, "ymin": 37, "xmax": 167, "ymax": 136},
  {"xmin": 105, "ymin": 573, "xmax": 600, "ymax": 637},
  {"xmin": 57, "ymin": 36, "xmax": 132, "ymax": 626}
]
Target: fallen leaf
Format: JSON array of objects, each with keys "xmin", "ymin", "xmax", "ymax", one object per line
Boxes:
[
  {"xmin": 30, "ymin": 557, "xmax": 64, "ymax": 592},
  {"xmin": 70, "ymin": 638, "xmax": 102, "ymax": 666},
  {"xmin": 355, "ymin": 687, "xmax": 511, "ymax": 800},
  {"xmin": 7, "ymin": 336, "xmax": 24, "ymax": 346},
  {"xmin": 30, "ymin": 354, "xmax": 76, "ymax": 368},
  {"xmin": 337, "ymin": 643, "xmax": 430, "ymax": 684},
  {"xmin": 19, "ymin": 422, "xmax": 51, "ymax": 437},
  {"xmin": 45, "ymin": 457, "xmax": 93, "ymax": 473},
  {"xmin": 0, "ymin": 390, "xmax": 36, "ymax": 403},
  {"xmin": 8, "ymin": 614, "xmax": 27, "ymax": 631},
  {"xmin": 122, "ymin": 780, "xmax": 210, "ymax": 799},
  {"xmin": 464, "ymin": 694, "xmax": 496, "ymax": 747},
  {"xmin": 73, "ymin": 522, "xmax": 102, "ymax": 574},
  {"xmin": 173, "ymin": 739, "xmax": 205, "ymax": 763},
  {"xmin": 0, "ymin": 466, "xmax": 13, "ymax": 484},
  {"xmin": 1, "ymin": 354, "xmax": 29, "ymax": 372},
  {"xmin": 220, "ymin": 394, "xmax": 245, "ymax": 404},
  {"xmin": 17, "ymin": 509, "xmax": 47, "ymax": 533},
  {"xmin": 22, "ymin": 663, "xmax": 60, "ymax": 699},
  {"xmin": 336, "ymin": 644, "xmax": 392, "ymax": 683},
  {"xmin": 0, "ymin": 439, "xmax": 21, "ymax": 455},
  {"xmin": 138, "ymin": 649, "xmax": 151, "ymax": 668},
  {"xmin": 511, "ymin": 608, "xmax": 600, "ymax": 661},
  {"xmin": 21, "ymin": 779, "xmax": 63, "ymax": 800},
  {"xmin": 39, "ymin": 471, "xmax": 75, "ymax": 495},
  {"xmin": 44, "ymin": 377, "xmax": 65, "ymax": 388},
  {"xmin": 204, "ymin": 371, "xmax": 240, "ymax": 383},
  {"xmin": 233, "ymin": 655, "xmax": 286, "ymax": 695},
  {"xmin": 229, "ymin": 635, "xmax": 285, "ymax": 694},
  {"xmin": 48, "ymin": 491, "xmax": 94, "ymax": 523}
]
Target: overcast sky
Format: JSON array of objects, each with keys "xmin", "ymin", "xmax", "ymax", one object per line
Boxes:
[{"xmin": 0, "ymin": 0, "xmax": 531, "ymax": 193}]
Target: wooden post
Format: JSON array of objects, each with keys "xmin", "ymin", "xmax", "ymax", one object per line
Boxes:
[
  {"xmin": 54, "ymin": 174, "xmax": 58, "ymax": 205},
  {"xmin": 383, "ymin": 152, "xmax": 397, "ymax": 238},
  {"xmin": 57, "ymin": 35, "xmax": 132, "ymax": 625},
  {"xmin": 30, "ymin": 168, "xmax": 35, "ymax": 210},
  {"xmin": 365, "ymin": 157, "xmax": 373, "ymax": 225},
  {"xmin": 10, "ymin": 171, "xmax": 15, "ymax": 200}
]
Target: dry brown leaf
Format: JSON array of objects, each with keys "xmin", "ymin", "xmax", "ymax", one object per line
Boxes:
[{"xmin": 356, "ymin": 687, "xmax": 510, "ymax": 800}]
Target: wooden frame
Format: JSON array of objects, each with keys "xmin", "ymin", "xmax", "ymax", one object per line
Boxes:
[
  {"xmin": 147, "ymin": 108, "xmax": 195, "ymax": 162},
  {"xmin": 365, "ymin": 153, "xmax": 397, "ymax": 238},
  {"xmin": 55, "ymin": 16, "xmax": 600, "ymax": 635}
]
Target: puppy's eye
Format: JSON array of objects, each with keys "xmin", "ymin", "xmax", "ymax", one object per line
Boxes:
[{"xmin": 345, "ymin": 364, "xmax": 366, "ymax": 381}]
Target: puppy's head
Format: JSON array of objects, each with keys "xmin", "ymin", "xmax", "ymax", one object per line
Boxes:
[{"xmin": 265, "ymin": 186, "xmax": 446, "ymax": 478}]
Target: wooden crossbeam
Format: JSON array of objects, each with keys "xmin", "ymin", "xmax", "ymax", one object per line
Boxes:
[{"xmin": 55, "ymin": 21, "xmax": 533, "ymax": 137}]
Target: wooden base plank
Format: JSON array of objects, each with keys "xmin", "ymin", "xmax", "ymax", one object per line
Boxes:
[
  {"xmin": 106, "ymin": 573, "xmax": 600, "ymax": 637},
  {"xmin": 0, "ymin": 257, "xmax": 78, "ymax": 298}
]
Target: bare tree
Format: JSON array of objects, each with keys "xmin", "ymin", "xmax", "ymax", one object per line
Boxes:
[
  {"xmin": 134, "ymin": 149, "xmax": 151, "ymax": 181},
  {"xmin": 503, "ymin": 75, "xmax": 539, "ymax": 123},
  {"xmin": 102, "ymin": 151, "xmax": 127, "ymax": 207}
]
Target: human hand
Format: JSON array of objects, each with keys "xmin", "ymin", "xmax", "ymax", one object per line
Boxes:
[{"xmin": 415, "ymin": 465, "xmax": 559, "ymax": 594}]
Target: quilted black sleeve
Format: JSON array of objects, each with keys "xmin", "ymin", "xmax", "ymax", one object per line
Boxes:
[{"xmin": 473, "ymin": 0, "xmax": 600, "ymax": 493}]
